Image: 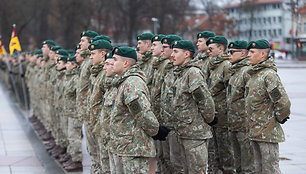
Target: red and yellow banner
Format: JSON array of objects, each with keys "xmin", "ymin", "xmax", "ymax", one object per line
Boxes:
[
  {"xmin": 0, "ymin": 36, "xmax": 7, "ymax": 56},
  {"xmin": 9, "ymin": 24, "xmax": 22, "ymax": 55}
]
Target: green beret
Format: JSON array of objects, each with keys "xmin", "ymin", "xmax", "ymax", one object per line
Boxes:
[
  {"xmin": 88, "ymin": 40, "xmax": 113, "ymax": 51},
  {"xmin": 161, "ymin": 35, "xmax": 182, "ymax": 45},
  {"xmin": 228, "ymin": 40, "xmax": 248, "ymax": 49},
  {"xmin": 136, "ymin": 33, "xmax": 154, "ymax": 41},
  {"xmin": 51, "ymin": 46, "xmax": 62, "ymax": 52},
  {"xmin": 42, "ymin": 40, "xmax": 56, "ymax": 46},
  {"xmin": 67, "ymin": 49, "xmax": 75, "ymax": 56},
  {"xmin": 90, "ymin": 35, "xmax": 112, "ymax": 43},
  {"xmin": 75, "ymin": 44, "xmax": 81, "ymax": 51},
  {"xmin": 67, "ymin": 55, "xmax": 76, "ymax": 62},
  {"xmin": 31, "ymin": 51, "xmax": 34, "ymax": 56},
  {"xmin": 112, "ymin": 46, "xmax": 137, "ymax": 61},
  {"xmin": 247, "ymin": 39, "xmax": 271, "ymax": 50},
  {"xmin": 58, "ymin": 56, "xmax": 68, "ymax": 63},
  {"xmin": 55, "ymin": 49, "xmax": 69, "ymax": 56},
  {"xmin": 197, "ymin": 31, "xmax": 215, "ymax": 39},
  {"xmin": 37, "ymin": 54, "xmax": 43, "ymax": 58},
  {"xmin": 34, "ymin": 49, "xmax": 42, "ymax": 55},
  {"xmin": 105, "ymin": 51, "xmax": 113, "ymax": 60},
  {"xmin": 206, "ymin": 36, "xmax": 228, "ymax": 46},
  {"xmin": 171, "ymin": 40, "xmax": 195, "ymax": 52},
  {"xmin": 80, "ymin": 30, "xmax": 99, "ymax": 38},
  {"xmin": 151, "ymin": 34, "xmax": 166, "ymax": 42}
]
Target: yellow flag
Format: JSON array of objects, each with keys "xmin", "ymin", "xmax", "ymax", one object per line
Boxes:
[
  {"xmin": 9, "ymin": 24, "xmax": 22, "ymax": 55},
  {"xmin": 0, "ymin": 36, "xmax": 7, "ymax": 56}
]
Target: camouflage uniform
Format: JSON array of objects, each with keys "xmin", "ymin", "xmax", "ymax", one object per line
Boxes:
[
  {"xmin": 226, "ymin": 57, "xmax": 253, "ymax": 173},
  {"xmin": 245, "ymin": 56, "xmax": 291, "ymax": 173},
  {"xmin": 172, "ymin": 60, "xmax": 215, "ymax": 173},
  {"xmin": 64, "ymin": 66, "xmax": 82, "ymax": 162},
  {"xmin": 194, "ymin": 51, "xmax": 210, "ymax": 82},
  {"xmin": 137, "ymin": 50, "xmax": 155, "ymax": 91},
  {"xmin": 54, "ymin": 69, "xmax": 68, "ymax": 148},
  {"xmin": 107, "ymin": 65, "xmax": 159, "ymax": 172},
  {"xmin": 87, "ymin": 62, "xmax": 109, "ymax": 173},
  {"xmin": 42, "ymin": 58, "xmax": 53, "ymax": 132},
  {"xmin": 46, "ymin": 62, "xmax": 57, "ymax": 138},
  {"xmin": 207, "ymin": 53, "xmax": 234, "ymax": 173},
  {"xmin": 160, "ymin": 61, "xmax": 184, "ymax": 174},
  {"xmin": 151, "ymin": 56, "xmax": 170, "ymax": 174}
]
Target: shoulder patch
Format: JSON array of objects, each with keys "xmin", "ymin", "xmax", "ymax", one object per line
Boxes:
[
  {"xmin": 270, "ymin": 87, "xmax": 282, "ymax": 102},
  {"xmin": 129, "ymin": 99, "xmax": 142, "ymax": 115},
  {"xmin": 193, "ymin": 87, "xmax": 205, "ymax": 102}
]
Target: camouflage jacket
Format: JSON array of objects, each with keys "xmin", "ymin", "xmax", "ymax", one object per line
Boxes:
[
  {"xmin": 172, "ymin": 60, "xmax": 215, "ymax": 139},
  {"xmin": 46, "ymin": 63, "xmax": 57, "ymax": 106},
  {"xmin": 54, "ymin": 69, "xmax": 66, "ymax": 114},
  {"xmin": 76, "ymin": 50, "xmax": 92, "ymax": 121},
  {"xmin": 64, "ymin": 67, "xmax": 79, "ymax": 118},
  {"xmin": 227, "ymin": 58, "xmax": 251, "ymax": 132},
  {"xmin": 137, "ymin": 50, "xmax": 155, "ymax": 91},
  {"xmin": 25, "ymin": 63, "xmax": 35, "ymax": 88},
  {"xmin": 108, "ymin": 65, "xmax": 159, "ymax": 157},
  {"xmin": 87, "ymin": 62, "xmax": 104, "ymax": 127},
  {"xmin": 151, "ymin": 56, "xmax": 170, "ymax": 120},
  {"xmin": 194, "ymin": 51, "xmax": 211, "ymax": 82},
  {"xmin": 160, "ymin": 61, "xmax": 176, "ymax": 128},
  {"xmin": 99, "ymin": 76, "xmax": 117, "ymax": 151},
  {"xmin": 245, "ymin": 56, "xmax": 291, "ymax": 143},
  {"xmin": 208, "ymin": 53, "xmax": 231, "ymax": 128}
]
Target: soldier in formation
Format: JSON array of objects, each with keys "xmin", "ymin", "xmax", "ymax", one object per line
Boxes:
[{"xmin": 0, "ymin": 29, "xmax": 291, "ymax": 174}]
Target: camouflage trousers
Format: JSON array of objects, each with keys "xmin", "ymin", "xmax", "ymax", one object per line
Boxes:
[
  {"xmin": 250, "ymin": 141, "xmax": 281, "ymax": 174},
  {"xmin": 97, "ymin": 137, "xmax": 110, "ymax": 174},
  {"xmin": 110, "ymin": 153, "xmax": 149, "ymax": 174},
  {"xmin": 85, "ymin": 122, "xmax": 102, "ymax": 173},
  {"xmin": 229, "ymin": 131, "xmax": 253, "ymax": 174},
  {"xmin": 168, "ymin": 132, "xmax": 184, "ymax": 174},
  {"xmin": 155, "ymin": 140, "xmax": 171, "ymax": 174},
  {"xmin": 178, "ymin": 138, "xmax": 209, "ymax": 174},
  {"xmin": 56, "ymin": 113, "xmax": 68, "ymax": 148},
  {"xmin": 208, "ymin": 127, "xmax": 235, "ymax": 174},
  {"xmin": 67, "ymin": 117, "xmax": 82, "ymax": 162}
]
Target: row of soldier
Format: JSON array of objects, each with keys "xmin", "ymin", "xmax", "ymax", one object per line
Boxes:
[{"xmin": 0, "ymin": 30, "xmax": 291, "ymax": 174}]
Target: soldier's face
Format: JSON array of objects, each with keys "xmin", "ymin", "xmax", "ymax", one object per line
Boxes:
[
  {"xmin": 49, "ymin": 51, "xmax": 55, "ymax": 61},
  {"xmin": 248, "ymin": 49, "xmax": 266, "ymax": 65},
  {"xmin": 90, "ymin": 49, "xmax": 104, "ymax": 65},
  {"xmin": 113, "ymin": 55, "xmax": 125, "ymax": 75},
  {"xmin": 104, "ymin": 59, "xmax": 115, "ymax": 77},
  {"xmin": 197, "ymin": 38, "xmax": 208, "ymax": 52},
  {"xmin": 172, "ymin": 48, "xmax": 187, "ymax": 66},
  {"xmin": 79, "ymin": 37, "xmax": 90, "ymax": 51},
  {"xmin": 162, "ymin": 44, "xmax": 173, "ymax": 60},
  {"xmin": 66, "ymin": 61, "xmax": 77, "ymax": 70},
  {"xmin": 56, "ymin": 61, "xmax": 66, "ymax": 70},
  {"xmin": 41, "ymin": 44, "xmax": 50, "ymax": 57},
  {"xmin": 151, "ymin": 41, "xmax": 163, "ymax": 57},
  {"xmin": 75, "ymin": 49, "xmax": 84, "ymax": 63},
  {"xmin": 208, "ymin": 44, "xmax": 220, "ymax": 57},
  {"xmin": 228, "ymin": 49, "xmax": 243, "ymax": 63},
  {"xmin": 137, "ymin": 40, "xmax": 150, "ymax": 55}
]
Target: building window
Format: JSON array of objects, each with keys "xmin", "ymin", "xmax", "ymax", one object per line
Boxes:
[
  {"xmin": 254, "ymin": 30, "xmax": 257, "ymax": 37},
  {"xmin": 259, "ymin": 30, "xmax": 262, "ymax": 36},
  {"xmin": 279, "ymin": 16, "xmax": 282, "ymax": 23},
  {"xmin": 268, "ymin": 17, "xmax": 271, "ymax": 24},
  {"xmin": 268, "ymin": 29, "xmax": 272, "ymax": 36},
  {"xmin": 273, "ymin": 29, "xmax": 277, "ymax": 37},
  {"xmin": 264, "ymin": 30, "xmax": 266, "ymax": 36},
  {"xmin": 258, "ymin": 18, "xmax": 261, "ymax": 24},
  {"xmin": 254, "ymin": 18, "xmax": 256, "ymax": 24},
  {"xmin": 273, "ymin": 16, "xmax": 276, "ymax": 23},
  {"xmin": 263, "ymin": 17, "xmax": 266, "ymax": 24},
  {"xmin": 278, "ymin": 29, "xmax": 282, "ymax": 35}
]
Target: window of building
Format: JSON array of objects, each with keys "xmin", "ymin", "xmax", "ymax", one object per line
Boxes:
[
  {"xmin": 254, "ymin": 18, "xmax": 256, "ymax": 24},
  {"xmin": 273, "ymin": 17, "xmax": 276, "ymax": 23},
  {"xmin": 254, "ymin": 30, "xmax": 257, "ymax": 37},
  {"xmin": 278, "ymin": 29, "xmax": 282, "ymax": 35},
  {"xmin": 279, "ymin": 16, "xmax": 282, "ymax": 23},
  {"xmin": 273, "ymin": 29, "xmax": 277, "ymax": 37},
  {"xmin": 263, "ymin": 17, "xmax": 266, "ymax": 24},
  {"xmin": 259, "ymin": 30, "xmax": 262, "ymax": 36},
  {"xmin": 268, "ymin": 17, "xmax": 271, "ymax": 24},
  {"xmin": 264, "ymin": 30, "xmax": 266, "ymax": 36},
  {"xmin": 268, "ymin": 29, "xmax": 272, "ymax": 36},
  {"xmin": 258, "ymin": 18, "xmax": 261, "ymax": 24}
]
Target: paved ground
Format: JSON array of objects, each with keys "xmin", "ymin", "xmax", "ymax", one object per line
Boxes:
[{"xmin": 0, "ymin": 60, "xmax": 305, "ymax": 174}]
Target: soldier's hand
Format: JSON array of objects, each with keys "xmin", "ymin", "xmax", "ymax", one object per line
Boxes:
[
  {"xmin": 279, "ymin": 117, "xmax": 290, "ymax": 124},
  {"xmin": 208, "ymin": 117, "xmax": 218, "ymax": 126},
  {"xmin": 152, "ymin": 125, "xmax": 171, "ymax": 141}
]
